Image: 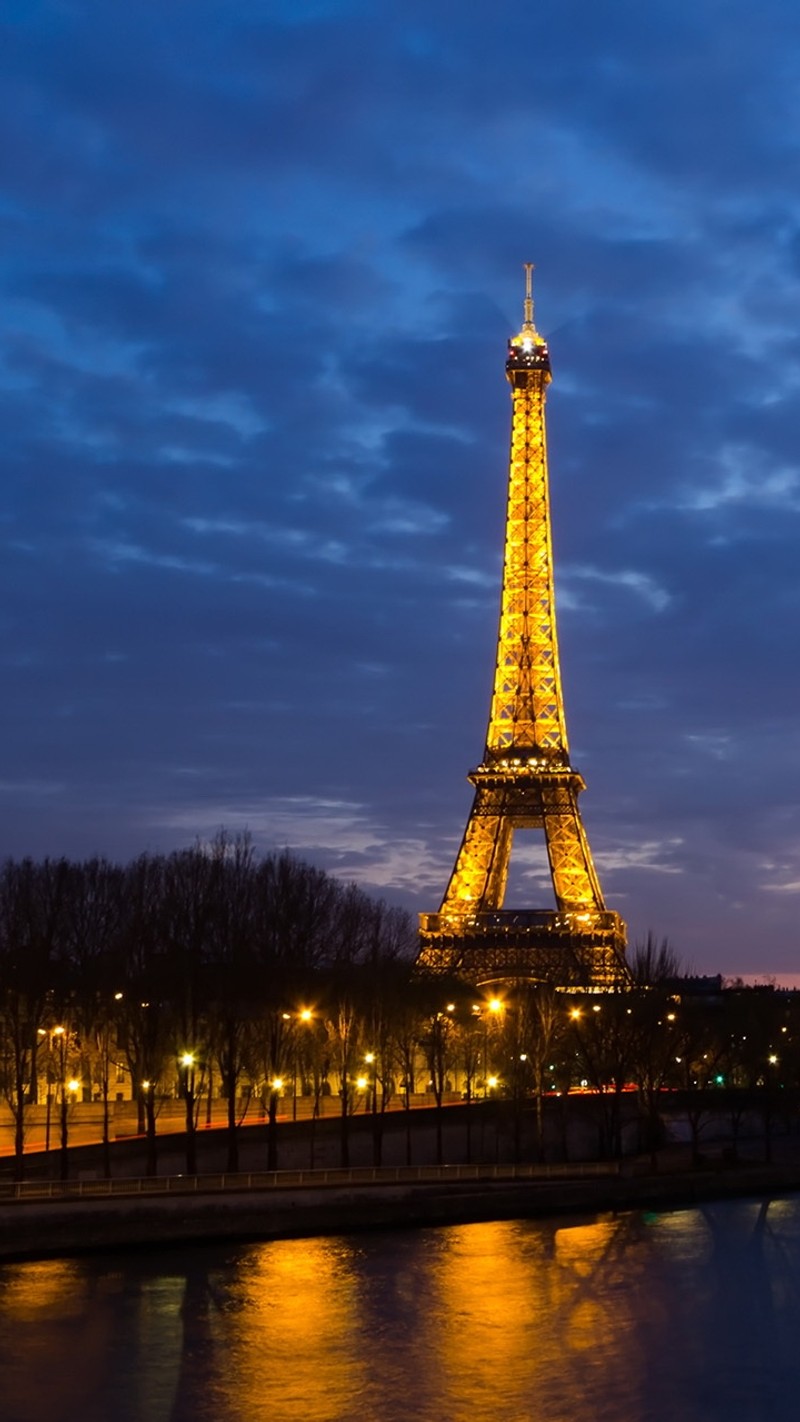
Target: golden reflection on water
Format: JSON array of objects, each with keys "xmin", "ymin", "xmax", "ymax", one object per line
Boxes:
[
  {"xmin": 0, "ymin": 1258, "xmax": 119, "ymax": 1417},
  {"xmin": 0, "ymin": 1258, "xmax": 80, "ymax": 1319},
  {"xmin": 214, "ymin": 1237, "xmax": 368, "ymax": 1422},
  {"xmin": 420, "ymin": 1217, "xmax": 650, "ymax": 1419},
  {"xmin": 0, "ymin": 1199, "xmax": 799, "ymax": 1421}
]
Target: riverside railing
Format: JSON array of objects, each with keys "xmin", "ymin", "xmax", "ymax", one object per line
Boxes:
[{"xmin": 0, "ymin": 1159, "xmax": 620, "ymax": 1204}]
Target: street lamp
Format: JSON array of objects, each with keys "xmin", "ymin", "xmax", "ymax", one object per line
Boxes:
[
  {"xmin": 50, "ymin": 1026, "xmax": 71, "ymax": 1181},
  {"xmin": 364, "ymin": 1052, "xmax": 378, "ymax": 1114},
  {"xmin": 180, "ymin": 1052, "xmax": 195, "ymax": 1112},
  {"xmin": 290, "ymin": 1008, "xmax": 315, "ymax": 1119},
  {"xmin": 480, "ymin": 999, "xmax": 503, "ymax": 1096}
]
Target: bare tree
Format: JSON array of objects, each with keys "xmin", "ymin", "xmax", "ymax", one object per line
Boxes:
[
  {"xmin": 0, "ymin": 858, "xmax": 68, "ymax": 1177},
  {"xmin": 118, "ymin": 855, "xmax": 175, "ymax": 1175},
  {"xmin": 57, "ymin": 858, "xmax": 125, "ymax": 1177},
  {"xmin": 204, "ymin": 833, "xmax": 258, "ymax": 1172}
]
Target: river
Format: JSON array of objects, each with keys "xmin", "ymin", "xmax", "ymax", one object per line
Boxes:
[{"xmin": 0, "ymin": 1194, "xmax": 798, "ymax": 1421}]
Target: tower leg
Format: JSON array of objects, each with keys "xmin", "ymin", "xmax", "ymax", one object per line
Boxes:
[
  {"xmin": 541, "ymin": 783, "xmax": 605, "ymax": 912},
  {"xmin": 440, "ymin": 794, "xmax": 512, "ymax": 915}
]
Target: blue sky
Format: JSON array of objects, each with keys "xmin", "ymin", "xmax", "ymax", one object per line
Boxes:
[{"xmin": 3, "ymin": 0, "xmax": 800, "ymax": 977}]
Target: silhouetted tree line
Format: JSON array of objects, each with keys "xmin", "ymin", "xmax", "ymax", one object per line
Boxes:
[
  {"xmin": 0, "ymin": 835, "xmax": 416, "ymax": 1178},
  {"xmin": 0, "ymin": 842, "xmax": 797, "ymax": 1180}
]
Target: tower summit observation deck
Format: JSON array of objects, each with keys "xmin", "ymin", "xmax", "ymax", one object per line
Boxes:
[{"xmin": 417, "ymin": 266, "xmax": 627, "ymax": 989}]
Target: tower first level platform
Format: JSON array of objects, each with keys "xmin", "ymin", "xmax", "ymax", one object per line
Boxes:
[{"xmin": 417, "ymin": 268, "xmax": 626, "ymax": 989}]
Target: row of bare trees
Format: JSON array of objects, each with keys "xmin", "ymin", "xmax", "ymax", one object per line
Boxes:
[
  {"xmin": 1, "ymin": 841, "xmax": 797, "ymax": 1178},
  {"xmin": 0, "ymin": 837, "xmax": 417, "ymax": 1177}
]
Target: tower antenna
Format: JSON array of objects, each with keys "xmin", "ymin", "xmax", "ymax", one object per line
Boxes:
[{"xmin": 523, "ymin": 261, "xmax": 535, "ymax": 330}]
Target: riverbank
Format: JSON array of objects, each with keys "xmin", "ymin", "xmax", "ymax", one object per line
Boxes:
[{"xmin": 1, "ymin": 1153, "xmax": 799, "ymax": 1262}]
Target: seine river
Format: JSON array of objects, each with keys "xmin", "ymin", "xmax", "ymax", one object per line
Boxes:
[{"xmin": 0, "ymin": 1195, "xmax": 799, "ymax": 1422}]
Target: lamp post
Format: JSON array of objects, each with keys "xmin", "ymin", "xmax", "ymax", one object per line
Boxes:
[
  {"xmin": 296, "ymin": 1008, "xmax": 313, "ymax": 1122},
  {"xmin": 297, "ymin": 1009, "xmax": 317, "ymax": 1164},
  {"xmin": 180, "ymin": 1051, "xmax": 197, "ymax": 1175},
  {"xmin": 36, "ymin": 1027, "xmax": 52, "ymax": 1155},
  {"xmin": 52, "ymin": 1028, "xmax": 79, "ymax": 1183},
  {"xmin": 483, "ymin": 996, "xmax": 503, "ymax": 1098},
  {"xmin": 764, "ymin": 1052, "xmax": 778, "ymax": 1164},
  {"xmin": 364, "ymin": 1052, "xmax": 377, "ymax": 1115},
  {"xmin": 48, "ymin": 1025, "xmax": 71, "ymax": 1180}
]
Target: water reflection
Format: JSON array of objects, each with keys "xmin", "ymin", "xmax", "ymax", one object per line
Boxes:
[
  {"xmin": 0, "ymin": 1197, "xmax": 798, "ymax": 1421},
  {"xmin": 218, "ymin": 1239, "xmax": 370, "ymax": 1421}
]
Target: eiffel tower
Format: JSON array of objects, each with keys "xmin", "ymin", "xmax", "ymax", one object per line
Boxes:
[{"xmin": 417, "ymin": 267, "xmax": 626, "ymax": 989}]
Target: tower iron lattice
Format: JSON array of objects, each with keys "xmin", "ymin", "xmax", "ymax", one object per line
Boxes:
[{"xmin": 417, "ymin": 267, "xmax": 626, "ymax": 990}]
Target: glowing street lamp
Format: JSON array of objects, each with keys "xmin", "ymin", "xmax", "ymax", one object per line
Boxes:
[
  {"xmin": 363, "ymin": 1052, "xmax": 379, "ymax": 1113},
  {"xmin": 291, "ymin": 1009, "xmax": 316, "ymax": 1118}
]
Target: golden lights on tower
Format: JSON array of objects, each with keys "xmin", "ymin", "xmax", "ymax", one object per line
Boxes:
[{"xmin": 417, "ymin": 266, "xmax": 626, "ymax": 988}]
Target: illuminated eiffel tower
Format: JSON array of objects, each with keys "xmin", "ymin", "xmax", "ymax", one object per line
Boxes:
[{"xmin": 417, "ymin": 267, "xmax": 626, "ymax": 989}]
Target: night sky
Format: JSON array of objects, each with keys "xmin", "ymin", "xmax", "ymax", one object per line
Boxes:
[{"xmin": 3, "ymin": 1, "xmax": 800, "ymax": 979}]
